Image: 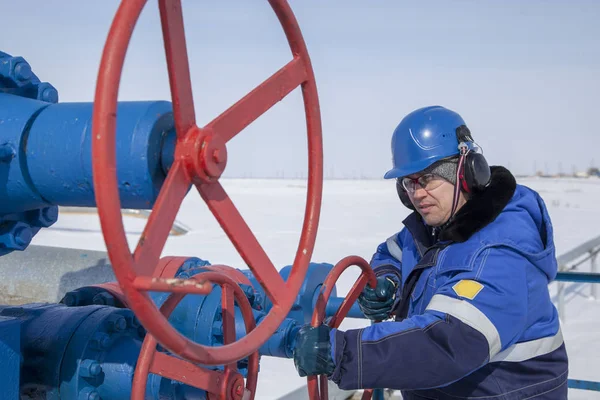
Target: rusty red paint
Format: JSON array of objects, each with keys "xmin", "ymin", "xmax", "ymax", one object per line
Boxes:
[
  {"xmin": 92, "ymin": 0, "xmax": 322, "ymax": 372},
  {"xmin": 307, "ymin": 256, "xmax": 377, "ymax": 400}
]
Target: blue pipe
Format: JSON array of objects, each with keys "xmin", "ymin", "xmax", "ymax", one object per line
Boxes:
[
  {"xmin": 0, "ymin": 303, "xmax": 206, "ymax": 399},
  {"xmin": 148, "ymin": 259, "xmax": 301, "ymax": 361},
  {"xmin": 568, "ymin": 379, "xmax": 600, "ymax": 391},
  {"xmin": 64, "ymin": 260, "xmax": 369, "ymax": 362},
  {"xmin": 555, "ymin": 272, "xmax": 600, "ymax": 283},
  {"xmin": 0, "ymin": 95, "xmax": 177, "ymax": 213},
  {"xmin": 326, "ymin": 296, "xmax": 364, "ymax": 319}
]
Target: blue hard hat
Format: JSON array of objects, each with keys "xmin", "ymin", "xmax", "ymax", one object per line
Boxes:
[{"xmin": 384, "ymin": 106, "xmax": 467, "ymax": 179}]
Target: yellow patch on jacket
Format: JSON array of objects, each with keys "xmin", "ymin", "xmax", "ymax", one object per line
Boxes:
[{"xmin": 452, "ymin": 280, "xmax": 484, "ymax": 300}]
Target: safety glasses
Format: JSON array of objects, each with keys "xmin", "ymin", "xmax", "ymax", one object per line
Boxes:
[{"xmin": 399, "ymin": 173, "xmax": 446, "ymax": 194}]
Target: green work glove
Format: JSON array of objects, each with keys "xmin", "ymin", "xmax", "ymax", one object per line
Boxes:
[
  {"xmin": 293, "ymin": 324, "xmax": 335, "ymax": 377},
  {"xmin": 357, "ymin": 276, "xmax": 398, "ymax": 321}
]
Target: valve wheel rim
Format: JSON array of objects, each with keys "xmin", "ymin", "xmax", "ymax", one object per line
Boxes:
[
  {"xmin": 92, "ymin": 0, "xmax": 323, "ymax": 365},
  {"xmin": 307, "ymin": 256, "xmax": 377, "ymax": 400},
  {"xmin": 131, "ymin": 270, "xmax": 259, "ymax": 400}
]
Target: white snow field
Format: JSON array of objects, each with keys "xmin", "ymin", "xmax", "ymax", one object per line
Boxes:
[{"xmin": 31, "ymin": 176, "xmax": 600, "ymax": 399}]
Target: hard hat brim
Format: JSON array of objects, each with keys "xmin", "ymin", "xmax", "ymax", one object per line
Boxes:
[{"xmin": 384, "ymin": 157, "xmax": 448, "ymax": 180}]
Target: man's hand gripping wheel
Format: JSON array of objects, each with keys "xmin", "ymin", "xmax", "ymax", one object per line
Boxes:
[{"xmin": 295, "ymin": 256, "xmax": 380, "ymax": 400}]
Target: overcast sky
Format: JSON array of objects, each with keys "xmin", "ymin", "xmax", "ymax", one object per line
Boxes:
[{"xmin": 2, "ymin": 1, "xmax": 599, "ymax": 179}]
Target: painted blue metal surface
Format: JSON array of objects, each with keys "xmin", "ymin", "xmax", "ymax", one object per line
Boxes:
[
  {"xmin": 0, "ymin": 303, "xmax": 206, "ymax": 399},
  {"xmin": 1, "ymin": 50, "xmax": 178, "ymax": 256},
  {"xmin": 29, "ymin": 100, "xmax": 176, "ymax": 209},
  {"xmin": 0, "ymin": 87, "xmax": 59, "ymax": 255},
  {"xmin": 568, "ymin": 379, "xmax": 600, "ymax": 391},
  {"xmin": 62, "ymin": 260, "xmax": 365, "ymax": 365},
  {"xmin": 242, "ymin": 262, "xmax": 362, "ymax": 324},
  {"xmin": 0, "ymin": 96, "xmax": 177, "ymax": 213},
  {"xmin": 0, "ymin": 92, "xmax": 51, "ymax": 213},
  {"xmin": 555, "ymin": 271, "xmax": 600, "ymax": 283},
  {"xmin": 0, "ymin": 207, "xmax": 59, "ymax": 256},
  {"xmin": 555, "ymin": 273, "xmax": 600, "ymax": 392},
  {"xmin": 0, "ymin": 51, "xmax": 59, "ymax": 102},
  {"xmin": 326, "ymin": 295, "xmax": 364, "ymax": 319},
  {"xmin": 0, "ymin": 316, "xmax": 20, "ymax": 399}
]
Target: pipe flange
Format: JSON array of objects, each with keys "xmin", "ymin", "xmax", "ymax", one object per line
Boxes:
[
  {"xmin": 0, "ymin": 51, "xmax": 58, "ymax": 103},
  {"xmin": 59, "ymin": 307, "xmax": 144, "ymax": 399}
]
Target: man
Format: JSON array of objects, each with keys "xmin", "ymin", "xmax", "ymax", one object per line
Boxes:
[{"xmin": 293, "ymin": 106, "xmax": 568, "ymax": 399}]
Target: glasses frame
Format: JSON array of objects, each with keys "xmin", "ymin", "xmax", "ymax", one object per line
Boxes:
[{"xmin": 399, "ymin": 173, "xmax": 447, "ymax": 194}]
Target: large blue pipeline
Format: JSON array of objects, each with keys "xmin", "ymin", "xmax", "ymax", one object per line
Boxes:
[
  {"xmin": 0, "ymin": 50, "xmax": 366, "ymax": 399},
  {"xmin": 0, "ymin": 50, "xmax": 177, "ymax": 256}
]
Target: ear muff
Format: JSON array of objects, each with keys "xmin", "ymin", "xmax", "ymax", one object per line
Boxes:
[
  {"xmin": 396, "ymin": 179, "xmax": 415, "ymax": 210},
  {"xmin": 455, "ymin": 125, "xmax": 491, "ymax": 193},
  {"xmin": 463, "ymin": 152, "xmax": 491, "ymax": 192}
]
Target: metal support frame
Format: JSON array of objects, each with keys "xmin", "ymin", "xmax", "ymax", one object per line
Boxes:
[
  {"xmin": 555, "ymin": 235, "xmax": 600, "ymax": 322},
  {"xmin": 553, "ymin": 264, "xmax": 600, "ymax": 392}
]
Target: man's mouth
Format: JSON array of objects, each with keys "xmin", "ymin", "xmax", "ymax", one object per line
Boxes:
[{"xmin": 419, "ymin": 204, "xmax": 434, "ymax": 213}]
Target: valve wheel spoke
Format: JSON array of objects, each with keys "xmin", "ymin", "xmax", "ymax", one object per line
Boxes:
[
  {"xmin": 159, "ymin": 0, "xmax": 197, "ymax": 137},
  {"xmin": 196, "ymin": 181, "xmax": 287, "ymax": 304},
  {"xmin": 133, "ymin": 161, "xmax": 191, "ymax": 276},
  {"xmin": 150, "ymin": 349, "xmax": 223, "ymax": 394},
  {"xmin": 205, "ymin": 57, "xmax": 307, "ymax": 143}
]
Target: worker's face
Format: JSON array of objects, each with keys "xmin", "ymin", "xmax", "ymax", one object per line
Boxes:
[{"xmin": 403, "ymin": 173, "xmax": 467, "ymax": 227}]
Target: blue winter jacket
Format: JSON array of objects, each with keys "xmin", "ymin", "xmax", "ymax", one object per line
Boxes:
[{"xmin": 329, "ymin": 167, "xmax": 568, "ymax": 399}]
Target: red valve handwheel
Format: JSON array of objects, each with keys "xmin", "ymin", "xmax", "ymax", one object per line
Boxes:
[
  {"xmin": 92, "ymin": 0, "xmax": 323, "ymax": 365},
  {"xmin": 132, "ymin": 270, "xmax": 259, "ymax": 400},
  {"xmin": 307, "ymin": 256, "xmax": 377, "ymax": 400}
]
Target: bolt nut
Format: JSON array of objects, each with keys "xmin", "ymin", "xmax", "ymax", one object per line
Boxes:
[
  {"xmin": 39, "ymin": 207, "xmax": 58, "ymax": 227},
  {"xmin": 61, "ymin": 291, "xmax": 80, "ymax": 307},
  {"xmin": 41, "ymin": 87, "xmax": 58, "ymax": 103},
  {"xmin": 27, "ymin": 206, "xmax": 59, "ymax": 228},
  {"xmin": 78, "ymin": 387, "xmax": 100, "ymax": 400},
  {"xmin": 90, "ymin": 333, "xmax": 111, "ymax": 350},
  {"xmin": 13, "ymin": 62, "xmax": 32, "ymax": 82},
  {"xmin": 107, "ymin": 315, "xmax": 126, "ymax": 332},
  {"xmin": 36, "ymin": 83, "xmax": 59, "ymax": 103},
  {"xmin": 13, "ymin": 225, "xmax": 32, "ymax": 247},
  {"xmin": 0, "ymin": 222, "xmax": 33, "ymax": 250},
  {"xmin": 79, "ymin": 359, "xmax": 102, "ymax": 378},
  {"xmin": 93, "ymin": 292, "xmax": 116, "ymax": 307},
  {"xmin": 0, "ymin": 143, "xmax": 16, "ymax": 163}
]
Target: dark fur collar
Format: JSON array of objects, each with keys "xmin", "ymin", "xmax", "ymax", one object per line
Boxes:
[{"xmin": 438, "ymin": 166, "xmax": 517, "ymax": 243}]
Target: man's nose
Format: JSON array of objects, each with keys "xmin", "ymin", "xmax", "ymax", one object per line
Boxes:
[{"xmin": 412, "ymin": 187, "xmax": 427, "ymax": 199}]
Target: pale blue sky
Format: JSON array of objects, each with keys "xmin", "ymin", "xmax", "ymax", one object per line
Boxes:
[{"xmin": 2, "ymin": 1, "xmax": 599, "ymax": 178}]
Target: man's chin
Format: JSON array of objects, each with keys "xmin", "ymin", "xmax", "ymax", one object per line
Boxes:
[{"xmin": 423, "ymin": 215, "xmax": 444, "ymax": 227}]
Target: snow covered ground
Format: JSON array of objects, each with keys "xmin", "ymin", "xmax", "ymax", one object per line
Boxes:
[{"xmin": 31, "ymin": 176, "xmax": 600, "ymax": 399}]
